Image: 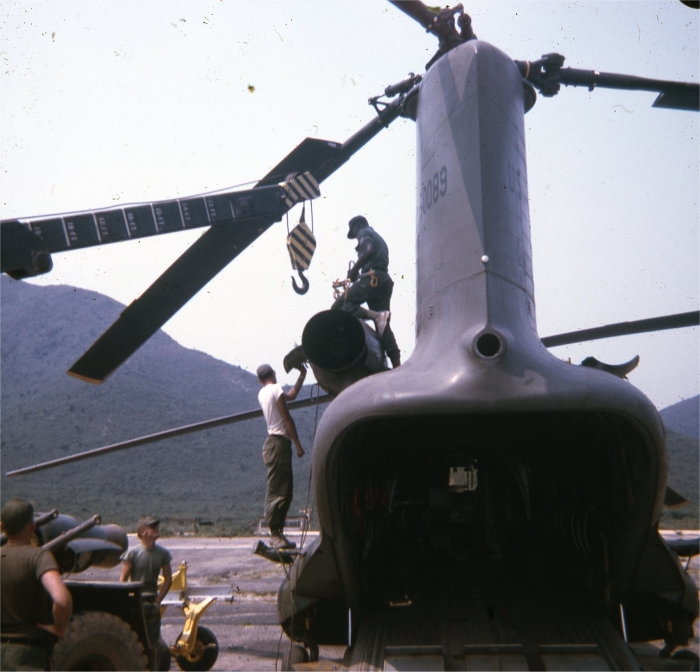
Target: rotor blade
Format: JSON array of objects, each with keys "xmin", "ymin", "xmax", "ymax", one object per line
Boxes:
[
  {"xmin": 68, "ymin": 95, "xmax": 411, "ymax": 383},
  {"xmin": 387, "ymin": 0, "xmax": 438, "ymax": 30},
  {"xmin": 257, "ymin": 96, "xmax": 410, "ymax": 187},
  {"xmin": 557, "ymin": 68, "xmax": 700, "ymax": 112},
  {"xmin": 1, "ymin": 180, "xmax": 305, "ymax": 279},
  {"xmin": 5, "ymin": 394, "xmax": 332, "ymax": 477},
  {"xmin": 255, "ymin": 138, "xmax": 343, "ymax": 188},
  {"xmin": 516, "ymin": 55, "xmax": 699, "ymax": 111},
  {"xmin": 664, "ymin": 485, "xmax": 689, "ymax": 510},
  {"xmin": 67, "ymin": 217, "xmax": 276, "ymax": 383},
  {"xmin": 652, "ymin": 88, "xmax": 700, "ymax": 111},
  {"xmin": 541, "ymin": 311, "xmax": 699, "ymax": 348}
]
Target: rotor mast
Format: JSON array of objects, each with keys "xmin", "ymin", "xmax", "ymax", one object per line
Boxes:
[{"xmin": 391, "ymin": 0, "xmax": 699, "ymax": 111}]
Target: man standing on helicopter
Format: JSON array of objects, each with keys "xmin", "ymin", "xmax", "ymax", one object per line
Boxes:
[
  {"xmin": 332, "ymin": 215, "xmax": 401, "ymax": 368},
  {"xmin": 256, "ymin": 363, "xmax": 306, "ymax": 550}
]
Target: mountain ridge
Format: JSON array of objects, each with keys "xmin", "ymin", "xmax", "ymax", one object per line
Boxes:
[
  {"xmin": 660, "ymin": 396, "xmax": 699, "ymax": 439},
  {"xmin": 1, "ymin": 275, "xmax": 320, "ymax": 534},
  {"xmin": 1, "ymin": 276, "xmax": 697, "ymax": 531}
]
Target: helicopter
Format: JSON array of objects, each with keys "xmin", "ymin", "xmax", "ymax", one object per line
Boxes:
[{"xmin": 2, "ymin": 1, "xmax": 699, "ymax": 669}]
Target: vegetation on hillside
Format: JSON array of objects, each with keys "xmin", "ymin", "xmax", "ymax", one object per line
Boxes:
[
  {"xmin": 660, "ymin": 430, "xmax": 699, "ymax": 529},
  {"xmin": 659, "ymin": 397, "xmax": 699, "ymax": 529},
  {"xmin": 2, "ymin": 276, "xmax": 697, "ymax": 534},
  {"xmin": 1, "ymin": 276, "xmax": 322, "ymax": 534},
  {"xmin": 660, "ymin": 397, "xmax": 699, "ymax": 439}
]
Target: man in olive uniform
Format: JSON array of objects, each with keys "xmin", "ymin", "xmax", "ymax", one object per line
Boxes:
[
  {"xmin": 120, "ymin": 516, "xmax": 172, "ymax": 654},
  {"xmin": 1, "ymin": 498, "xmax": 73, "ymax": 671},
  {"xmin": 332, "ymin": 215, "xmax": 401, "ymax": 368}
]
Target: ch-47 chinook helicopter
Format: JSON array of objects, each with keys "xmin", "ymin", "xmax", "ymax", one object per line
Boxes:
[{"xmin": 3, "ymin": 1, "xmax": 699, "ymax": 669}]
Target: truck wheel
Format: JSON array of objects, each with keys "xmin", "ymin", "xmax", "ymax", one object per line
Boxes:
[
  {"xmin": 282, "ymin": 644, "xmax": 309, "ymax": 670},
  {"xmin": 174, "ymin": 626, "xmax": 218, "ymax": 672},
  {"xmin": 52, "ymin": 611, "xmax": 148, "ymax": 671}
]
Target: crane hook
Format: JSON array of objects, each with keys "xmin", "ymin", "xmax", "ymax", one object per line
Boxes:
[{"xmin": 292, "ymin": 269, "xmax": 309, "ymax": 295}]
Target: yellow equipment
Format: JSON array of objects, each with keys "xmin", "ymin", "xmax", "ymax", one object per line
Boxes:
[{"xmin": 159, "ymin": 561, "xmax": 232, "ymax": 671}]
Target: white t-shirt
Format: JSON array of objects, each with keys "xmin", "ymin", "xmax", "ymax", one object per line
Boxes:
[{"xmin": 258, "ymin": 383, "xmax": 288, "ymax": 437}]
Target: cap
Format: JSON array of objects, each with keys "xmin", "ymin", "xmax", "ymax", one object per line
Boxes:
[
  {"xmin": 136, "ymin": 516, "xmax": 159, "ymax": 535},
  {"xmin": 256, "ymin": 364, "xmax": 274, "ymax": 379},
  {"xmin": 1, "ymin": 498, "xmax": 34, "ymax": 535},
  {"xmin": 347, "ymin": 215, "xmax": 368, "ymax": 239}
]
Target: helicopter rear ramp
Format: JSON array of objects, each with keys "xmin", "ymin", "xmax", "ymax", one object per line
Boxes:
[
  {"xmin": 334, "ymin": 547, "xmax": 645, "ymax": 671},
  {"xmin": 289, "ymin": 546, "xmax": 647, "ymax": 670},
  {"xmin": 346, "ymin": 602, "xmax": 641, "ymax": 671}
]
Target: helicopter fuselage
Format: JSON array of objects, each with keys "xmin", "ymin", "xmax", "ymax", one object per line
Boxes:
[{"xmin": 277, "ymin": 38, "xmax": 697, "ymax": 658}]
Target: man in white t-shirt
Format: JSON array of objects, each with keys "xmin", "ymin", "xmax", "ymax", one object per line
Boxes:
[{"xmin": 256, "ymin": 363, "xmax": 306, "ymax": 549}]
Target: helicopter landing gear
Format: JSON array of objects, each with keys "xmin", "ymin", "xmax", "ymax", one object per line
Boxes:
[
  {"xmin": 670, "ymin": 649, "xmax": 700, "ymax": 671},
  {"xmin": 282, "ymin": 641, "xmax": 319, "ymax": 670}
]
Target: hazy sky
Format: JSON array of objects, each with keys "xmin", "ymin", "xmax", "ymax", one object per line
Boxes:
[{"xmin": 2, "ymin": 0, "xmax": 698, "ymax": 410}]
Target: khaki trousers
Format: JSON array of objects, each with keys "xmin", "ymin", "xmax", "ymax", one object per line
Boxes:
[{"xmin": 262, "ymin": 434, "xmax": 293, "ymax": 534}]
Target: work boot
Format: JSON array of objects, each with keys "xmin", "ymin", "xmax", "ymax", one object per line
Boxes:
[
  {"xmin": 270, "ymin": 533, "xmax": 296, "ymax": 549},
  {"xmin": 368, "ymin": 310, "xmax": 391, "ymax": 338}
]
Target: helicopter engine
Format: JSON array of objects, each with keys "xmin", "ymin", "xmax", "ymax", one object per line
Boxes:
[{"xmin": 301, "ymin": 310, "xmax": 388, "ymax": 397}]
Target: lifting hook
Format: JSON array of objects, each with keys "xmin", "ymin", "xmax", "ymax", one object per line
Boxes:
[{"xmin": 292, "ymin": 269, "xmax": 309, "ymax": 295}]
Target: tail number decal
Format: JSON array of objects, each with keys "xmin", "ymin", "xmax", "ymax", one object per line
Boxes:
[{"xmin": 420, "ymin": 166, "xmax": 447, "ymax": 216}]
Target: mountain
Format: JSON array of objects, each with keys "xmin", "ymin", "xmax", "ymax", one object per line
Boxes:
[
  {"xmin": 1, "ymin": 275, "xmax": 321, "ymax": 534},
  {"xmin": 2, "ymin": 276, "xmax": 697, "ymax": 532},
  {"xmin": 659, "ymin": 396, "xmax": 699, "ymax": 529},
  {"xmin": 660, "ymin": 396, "xmax": 699, "ymax": 438}
]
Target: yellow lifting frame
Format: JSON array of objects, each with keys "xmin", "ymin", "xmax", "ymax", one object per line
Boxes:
[{"xmin": 159, "ymin": 561, "xmax": 219, "ymax": 660}]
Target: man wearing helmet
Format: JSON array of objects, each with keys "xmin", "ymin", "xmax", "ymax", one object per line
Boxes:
[{"xmin": 332, "ymin": 215, "xmax": 401, "ymax": 368}]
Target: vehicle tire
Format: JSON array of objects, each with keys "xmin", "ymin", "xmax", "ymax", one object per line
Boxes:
[
  {"xmin": 672, "ymin": 649, "xmax": 700, "ymax": 671},
  {"xmin": 157, "ymin": 638, "xmax": 172, "ymax": 671},
  {"xmin": 52, "ymin": 611, "xmax": 148, "ymax": 671},
  {"xmin": 308, "ymin": 643, "xmax": 319, "ymax": 662},
  {"xmin": 282, "ymin": 643, "xmax": 309, "ymax": 670},
  {"xmin": 174, "ymin": 626, "xmax": 218, "ymax": 672}
]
